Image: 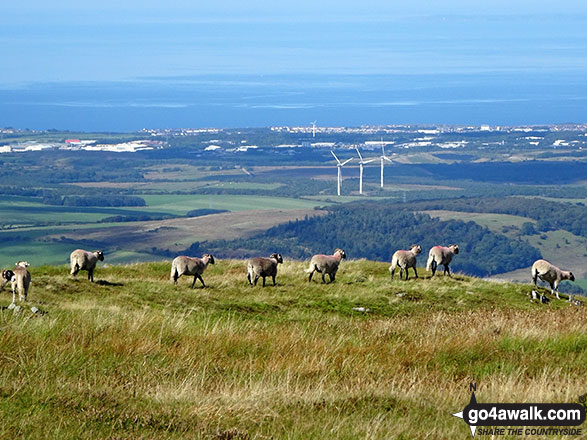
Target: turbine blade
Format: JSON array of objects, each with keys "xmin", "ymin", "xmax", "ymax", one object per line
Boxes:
[
  {"xmin": 331, "ymin": 150, "xmax": 341, "ymax": 164},
  {"xmin": 355, "ymin": 147, "xmax": 363, "ymax": 161},
  {"xmin": 384, "ymin": 156, "xmax": 393, "ymax": 163},
  {"xmin": 363, "ymin": 159, "xmax": 376, "ymax": 164},
  {"xmin": 341, "ymin": 158, "xmax": 353, "ymax": 166}
]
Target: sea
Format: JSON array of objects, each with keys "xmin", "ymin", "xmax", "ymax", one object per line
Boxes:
[{"xmin": 2, "ymin": 72, "xmax": 587, "ymax": 132}]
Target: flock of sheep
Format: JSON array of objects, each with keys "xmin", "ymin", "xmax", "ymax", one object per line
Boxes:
[{"xmin": 0, "ymin": 245, "xmax": 577, "ymax": 305}]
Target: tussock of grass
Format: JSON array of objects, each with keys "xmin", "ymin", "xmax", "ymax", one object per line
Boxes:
[{"xmin": 0, "ymin": 260, "xmax": 585, "ymax": 439}]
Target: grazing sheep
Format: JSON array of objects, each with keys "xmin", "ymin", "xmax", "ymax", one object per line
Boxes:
[
  {"xmin": 7, "ymin": 262, "xmax": 31, "ymax": 304},
  {"xmin": 306, "ymin": 248, "xmax": 346, "ymax": 283},
  {"xmin": 426, "ymin": 244, "xmax": 459, "ymax": 277},
  {"xmin": 390, "ymin": 244, "xmax": 422, "ymax": 280},
  {"xmin": 531, "ymin": 259, "xmax": 576, "ymax": 301},
  {"xmin": 247, "ymin": 253, "xmax": 283, "ymax": 287},
  {"xmin": 70, "ymin": 249, "xmax": 104, "ymax": 282},
  {"xmin": 170, "ymin": 254, "xmax": 215, "ymax": 288}
]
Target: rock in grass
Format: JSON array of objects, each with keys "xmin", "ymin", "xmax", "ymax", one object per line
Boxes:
[
  {"xmin": 31, "ymin": 306, "xmax": 48, "ymax": 315},
  {"xmin": 352, "ymin": 307, "xmax": 370, "ymax": 313}
]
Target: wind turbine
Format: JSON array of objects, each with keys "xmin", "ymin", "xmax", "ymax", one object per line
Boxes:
[
  {"xmin": 355, "ymin": 147, "xmax": 375, "ymax": 195},
  {"xmin": 379, "ymin": 145, "xmax": 393, "ymax": 188},
  {"xmin": 331, "ymin": 151, "xmax": 352, "ymax": 196},
  {"xmin": 311, "ymin": 121, "xmax": 317, "ymax": 138}
]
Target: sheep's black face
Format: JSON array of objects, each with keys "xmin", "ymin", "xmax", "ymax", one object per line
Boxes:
[
  {"xmin": 451, "ymin": 245, "xmax": 459, "ymax": 254},
  {"xmin": 570, "ymin": 272, "xmax": 575, "ymax": 282},
  {"xmin": 96, "ymin": 251, "xmax": 104, "ymax": 261},
  {"xmin": 2, "ymin": 270, "xmax": 14, "ymax": 281},
  {"xmin": 270, "ymin": 253, "xmax": 283, "ymax": 264},
  {"xmin": 411, "ymin": 245, "xmax": 422, "ymax": 254},
  {"xmin": 206, "ymin": 255, "xmax": 215, "ymax": 265},
  {"xmin": 336, "ymin": 249, "xmax": 347, "ymax": 259}
]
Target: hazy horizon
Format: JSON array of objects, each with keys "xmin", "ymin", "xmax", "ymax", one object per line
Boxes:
[{"xmin": 3, "ymin": 1, "xmax": 587, "ymax": 130}]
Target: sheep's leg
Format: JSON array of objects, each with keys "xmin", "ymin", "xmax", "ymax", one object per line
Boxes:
[
  {"xmin": 430, "ymin": 261, "xmax": 437, "ymax": 276},
  {"xmin": 11, "ymin": 286, "xmax": 16, "ymax": 304},
  {"xmin": 321, "ymin": 272, "xmax": 326, "ymax": 283},
  {"xmin": 272, "ymin": 274, "xmax": 276, "ymax": 286},
  {"xmin": 399, "ymin": 268, "xmax": 404, "ymax": 280},
  {"xmin": 247, "ymin": 273, "xmax": 253, "ymax": 286},
  {"xmin": 71, "ymin": 264, "xmax": 80, "ymax": 277},
  {"xmin": 532, "ymin": 271, "xmax": 538, "ymax": 286},
  {"xmin": 329, "ymin": 273, "xmax": 335, "ymax": 283},
  {"xmin": 254, "ymin": 275, "xmax": 259, "ymax": 286},
  {"xmin": 191, "ymin": 275, "xmax": 197, "ymax": 288},
  {"xmin": 413, "ymin": 267, "xmax": 418, "ymax": 279},
  {"xmin": 262, "ymin": 276, "xmax": 266, "ymax": 287},
  {"xmin": 88, "ymin": 269, "xmax": 94, "ymax": 282},
  {"xmin": 197, "ymin": 275, "xmax": 206, "ymax": 288},
  {"xmin": 405, "ymin": 267, "xmax": 410, "ymax": 281},
  {"xmin": 445, "ymin": 265, "xmax": 451, "ymax": 277},
  {"xmin": 308, "ymin": 269, "xmax": 314, "ymax": 283},
  {"xmin": 390, "ymin": 268, "xmax": 395, "ymax": 280}
]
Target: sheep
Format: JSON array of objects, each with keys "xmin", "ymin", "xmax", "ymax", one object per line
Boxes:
[
  {"xmin": 306, "ymin": 248, "xmax": 346, "ymax": 283},
  {"xmin": 247, "ymin": 253, "xmax": 283, "ymax": 287},
  {"xmin": 531, "ymin": 259, "xmax": 576, "ymax": 302},
  {"xmin": 389, "ymin": 244, "xmax": 422, "ymax": 280},
  {"xmin": 6, "ymin": 262, "xmax": 31, "ymax": 304},
  {"xmin": 426, "ymin": 244, "xmax": 459, "ymax": 277},
  {"xmin": 70, "ymin": 249, "xmax": 104, "ymax": 282},
  {"xmin": 170, "ymin": 254, "xmax": 215, "ymax": 288}
]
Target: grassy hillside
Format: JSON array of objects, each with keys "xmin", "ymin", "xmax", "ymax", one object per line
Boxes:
[{"xmin": 0, "ymin": 260, "xmax": 585, "ymax": 439}]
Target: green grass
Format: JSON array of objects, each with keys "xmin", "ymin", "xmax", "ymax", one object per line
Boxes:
[
  {"xmin": 421, "ymin": 210, "xmax": 536, "ymax": 234},
  {"xmin": 0, "ymin": 260, "xmax": 585, "ymax": 439},
  {"xmin": 139, "ymin": 194, "xmax": 327, "ymax": 214}
]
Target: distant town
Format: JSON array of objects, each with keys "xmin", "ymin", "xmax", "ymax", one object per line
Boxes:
[{"xmin": 1, "ymin": 124, "xmax": 587, "ymax": 154}]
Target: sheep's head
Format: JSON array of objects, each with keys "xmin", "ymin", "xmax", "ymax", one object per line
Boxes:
[
  {"xmin": 334, "ymin": 249, "xmax": 347, "ymax": 259},
  {"xmin": 569, "ymin": 272, "xmax": 575, "ymax": 282},
  {"xmin": 2, "ymin": 269, "xmax": 14, "ymax": 281},
  {"xmin": 410, "ymin": 244, "xmax": 422, "ymax": 255},
  {"xmin": 203, "ymin": 254, "xmax": 215, "ymax": 265},
  {"xmin": 270, "ymin": 253, "xmax": 283, "ymax": 264},
  {"xmin": 95, "ymin": 251, "xmax": 105, "ymax": 261},
  {"xmin": 15, "ymin": 261, "xmax": 29, "ymax": 268},
  {"xmin": 1, "ymin": 269, "xmax": 14, "ymax": 289},
  {"xmin": 449, "ymin": 244, "xmax": 459, "ymax": 254}
]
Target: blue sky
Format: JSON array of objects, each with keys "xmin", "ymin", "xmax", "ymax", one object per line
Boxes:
[{"xmin": 3, "ymin": 1, "xmax": 587, "ymax": 84}]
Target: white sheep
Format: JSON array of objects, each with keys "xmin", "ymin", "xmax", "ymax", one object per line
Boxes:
[
  {"xmin": 170, "ymin": 254, "xmax": 215, "ymax": 288},
  {"xmin": 70, "ymin": 249, "xmax": 104, "ymax": 282},
  {"xmin": 3, "ymin": 262, "xmax": 31, "ymax": 304},
  {"xmin": 247, "ymin": 253, "xmax": 283, "ymax": 287},
  {"xmin": 306, "ymin": 248, "xmax": 346, "ymax": 283},
  {"xmin": 389, "ymin": 244, "xmax": 422, "ymax": 280},
  {"xmin": 531, "ymin": 259, "xmax": 576, "ymax": 301},
  {"xmin": 426, "ymin": 244, "xmax": 459, "ymax": 277}
]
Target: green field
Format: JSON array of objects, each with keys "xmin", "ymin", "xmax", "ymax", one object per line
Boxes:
[
  {"xmin": 421, "ymin": 210, "xmax": 536, "ymax": 234},
  {"xmin": 139, "ymin": 194, "xmax": 327, "ymax": 214},
  {"xmin": 0, "ymin": 260, "xmax": 584, "ymax": 439}
]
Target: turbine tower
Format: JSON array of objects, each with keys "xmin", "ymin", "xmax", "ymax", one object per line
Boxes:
[
  {"xmin": 355, "ymin": 147, "xmax": 375, "ymax": 195},
  {"xmin": 331, "ymin": 151, "xmax": 352, "ymax": 196},
  {"xmin": 311, "ymin": 121, "xmax": 317, "ymax": 138},
  {"xmin": 379, "ymin": 145, "xmax": 393, "ymax": 188}
]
